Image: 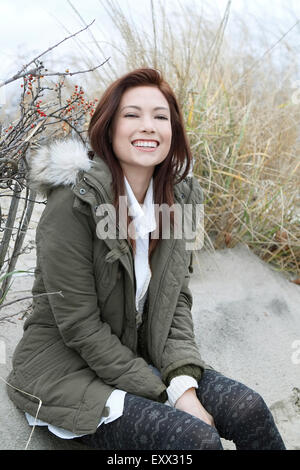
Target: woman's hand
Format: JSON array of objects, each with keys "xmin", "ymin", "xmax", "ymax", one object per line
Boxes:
[{"xmin": 174, "ymin": 387, "xmax": 215, "ymax": 428}]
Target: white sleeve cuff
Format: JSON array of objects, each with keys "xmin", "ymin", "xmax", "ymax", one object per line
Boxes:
[{"xmin": 166, "ymin": 375, "xmax": 199, "ymax": 407}]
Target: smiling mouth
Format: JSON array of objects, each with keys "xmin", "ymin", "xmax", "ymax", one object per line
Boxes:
[{"xmin": 131, "ymin": 139, "xmax": 160, "ymax": 149}]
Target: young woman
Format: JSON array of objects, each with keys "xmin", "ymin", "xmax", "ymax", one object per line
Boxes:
[{"xmin": 7, "ymin": 68, "xmax": 286, "ymax": 450}]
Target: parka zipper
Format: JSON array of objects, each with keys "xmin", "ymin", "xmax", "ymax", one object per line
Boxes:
[{"xmin": 79, "ymin": 173, "xmax": 138, "ymax": 351}]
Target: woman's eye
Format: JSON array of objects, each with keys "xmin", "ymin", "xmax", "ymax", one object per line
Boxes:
[{"xmin": 124, "ymin": 114, "xmax": 168, "ymax": 120}]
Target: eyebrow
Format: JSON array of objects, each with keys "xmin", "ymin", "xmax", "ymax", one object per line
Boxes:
[{"xmin": 120, "ymin": 105, "xmax": 169, "ymax": 112}]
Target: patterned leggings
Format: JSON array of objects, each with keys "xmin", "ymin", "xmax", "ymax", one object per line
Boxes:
[{"xmin": 76, "ymin": 369, "xmax": 286, "ymax": 450}]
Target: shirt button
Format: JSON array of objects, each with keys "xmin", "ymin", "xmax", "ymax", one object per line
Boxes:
[{"xmin": 79, "ymin": 188, "xmax": 86, "ymax": 195}]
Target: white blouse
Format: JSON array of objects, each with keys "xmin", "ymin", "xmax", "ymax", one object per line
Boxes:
[
  {"xmin": 25, "ymin": 176, "xmax": 198, "ymax": 439},
  {"xmin": 124, "ymin": 175, "xmax": 156, "ymax": 328}
]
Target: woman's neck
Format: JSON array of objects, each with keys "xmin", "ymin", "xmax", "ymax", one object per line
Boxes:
[{"xmin": 123, "ymin": 167, "xmax": 153, "ymax": 204}]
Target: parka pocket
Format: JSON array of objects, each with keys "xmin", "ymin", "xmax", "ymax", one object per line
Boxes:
[{"xmin": 17, "ymin": 339, "xmax": 65, "ymax": 383}]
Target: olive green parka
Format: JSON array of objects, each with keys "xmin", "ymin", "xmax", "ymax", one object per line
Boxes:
[{"xmin": 6, "ymin": 138, "xmax": 212, "ymax": 435}]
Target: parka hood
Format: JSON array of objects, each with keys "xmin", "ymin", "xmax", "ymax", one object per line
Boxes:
[{"xmin": 26, "ymin": 137, "xmax": 93, "ymax": 198}]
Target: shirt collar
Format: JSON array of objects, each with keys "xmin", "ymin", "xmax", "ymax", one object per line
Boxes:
[{"xmin": 124, "ymin": 175, "xmax": 156, "ymax": 237}]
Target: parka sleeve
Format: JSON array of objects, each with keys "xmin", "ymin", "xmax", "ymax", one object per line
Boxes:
[
  {"xmin": 160, "ymin": 252, "xmax": 206, "ymax": 384},
  {"xmin": 160, "ymin": 176, "xmax": 207, "ymax": 385},
  {"xmin": 36, "ymin": 186, "xmax": 167, "ymax": 402}
]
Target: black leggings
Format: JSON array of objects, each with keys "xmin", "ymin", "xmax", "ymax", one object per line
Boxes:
[{"xmin": 76, "ymin": 369, "xmax": 286, "ymax": 450}]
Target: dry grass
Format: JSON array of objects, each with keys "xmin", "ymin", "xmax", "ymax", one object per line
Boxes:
[
  {"xmin": 73, "ymin": 0, "xmax": 299, "ymax": 277},
  {"xmin": 15, "ymin": 0, "xmax": 300, "ymax": 276}
]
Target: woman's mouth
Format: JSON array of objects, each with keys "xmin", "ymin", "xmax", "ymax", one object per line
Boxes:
[{"xmin": 131, "ymin": 139, "xmax": 160, "ymax": 152}]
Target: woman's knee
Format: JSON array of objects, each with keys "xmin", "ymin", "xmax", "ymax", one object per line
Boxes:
[
  {"xmin": 226, "ymin": 388, "xmax": 273, "ymax": 433},
  {"xmin": 164, "ymin": 416, "xmax": 223, "ymax": 450},
  {"xmin": 199, "ymin": 370, "xmax": 269, "ymax": 422},
  {"xmin": 235, "ymin": 389, "xmax": 269, "ymax": 418},
  {"xmin": 240, "ymin": 390, "xmax": 277, "ymax": 427},
  {"xmin": 189, "ymin": 425, "xmax": 223, "ymax": 450}
]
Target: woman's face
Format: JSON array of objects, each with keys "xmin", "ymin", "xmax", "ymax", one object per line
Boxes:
[{"xmin": 111, "ymin": 86, "xmax": 172, "ymax": 174}]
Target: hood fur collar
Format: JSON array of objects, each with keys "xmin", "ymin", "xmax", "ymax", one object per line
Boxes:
[{"xmin": 27, "ymin": 137, "xmax": 92, "ymax": 198}]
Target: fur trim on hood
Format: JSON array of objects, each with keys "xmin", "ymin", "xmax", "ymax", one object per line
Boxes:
[{"xmin": 27, "ymin": 137, "xmax": 92, "ymax": 198}]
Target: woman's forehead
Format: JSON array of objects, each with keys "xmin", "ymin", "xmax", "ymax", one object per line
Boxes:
[{"xmin": 119, "ymin": 86, "xmax": 170, "ymax": 108}]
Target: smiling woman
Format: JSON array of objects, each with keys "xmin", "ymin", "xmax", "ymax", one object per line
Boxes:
[
  {"xmin": 110, "ymin": 86, "xmax": 172, "ymax": 204},
  {"xmin": 88, "ymin": 68, "xmax": 193, "ymax": 260},
  {"xmin": 6, "ymin": 67, "xmax": 286, "ymax": 451}
]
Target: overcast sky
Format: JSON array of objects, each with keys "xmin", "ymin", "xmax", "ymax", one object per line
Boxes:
[
  {"xmin": 1, "ymin": 1, "xmax": 300, "ymax": 63},
  {"xmin": 1, "ymin": 0, "xmax": 300, "ymax": 99}
]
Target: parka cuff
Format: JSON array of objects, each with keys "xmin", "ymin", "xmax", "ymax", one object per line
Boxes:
[{"xmin": 165, "ymin": 364, "xmax": 203, "ymax": 387}]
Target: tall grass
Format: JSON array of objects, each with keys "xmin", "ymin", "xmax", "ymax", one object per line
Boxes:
[{"xmin": 55, "ymin": 0, "xmax": 300, "ymax": 277}]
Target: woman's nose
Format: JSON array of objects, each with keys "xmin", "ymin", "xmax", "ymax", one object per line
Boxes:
[{"xmin": 139, "ymin": 116, "xmax": 155, "ymax": 133}]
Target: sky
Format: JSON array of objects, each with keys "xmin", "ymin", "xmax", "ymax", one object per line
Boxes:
[
  {"xmin": 1, "ymin": 0, "xmax": 300, "ymax": 68},
  {"xmin": 1, "ymin": 0, "xmax": 300, "ymax": 104}
]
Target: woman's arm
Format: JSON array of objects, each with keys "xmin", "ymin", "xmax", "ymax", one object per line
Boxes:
[{"xmin": 160, "ymin": 251, "xmax": 206, "ymax": 383}]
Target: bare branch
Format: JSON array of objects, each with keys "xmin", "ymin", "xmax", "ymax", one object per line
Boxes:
[
  {"xmin": 0, "ymin": 19, "xmax": 97, "ymax": 88},
  {"xmin": 0, "ymin": 57, "xmax": 110, "ymax": 88},
  {"xmin": 0, "ymin": 290, "xmax": 64, "ymax": 311}
]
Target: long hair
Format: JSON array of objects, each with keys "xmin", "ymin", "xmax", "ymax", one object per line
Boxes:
[{"xmin": 88, "ymin": 68, "xmax": 192, "ymax": 263}]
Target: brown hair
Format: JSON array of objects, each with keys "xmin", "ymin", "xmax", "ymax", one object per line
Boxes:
[{"xmin": 88, "ymin": 68, "xmax": 192, "ymax": 262}]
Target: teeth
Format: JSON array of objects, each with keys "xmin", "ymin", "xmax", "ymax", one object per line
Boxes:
[{"xmin": 132, "ymin": 140, "xmax": 158, "ymax": 148}]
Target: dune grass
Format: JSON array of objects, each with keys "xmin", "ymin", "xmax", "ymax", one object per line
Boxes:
[
  {"xmin": 26, "ymin": 0, "xmax": 300, "ymax": 277},
  {"xmin": 63, "ymin": 0, "xmax": 298, "ymax": 277}
]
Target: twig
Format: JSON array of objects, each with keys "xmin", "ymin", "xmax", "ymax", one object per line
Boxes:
[
  {"xmin": 233, "ymin": 17, "xmax": 300, "ymax": 88},
  {"xmin": 1, "ymin": 58, "xmax": 110, "ymax": 87},
  {"xmin": 0, "ymin": 290, "xmax": 64, "ymax": 311},
  {"xmin": 0, "ymin": 305, "xmax": 31, "ymax": 322},
  {"xmin": 0, "ymin": 20, "xmax": 97, "ymax": 88},
  {"xmin": 1, "ymin": 187, "xmax": 36, "ymax": 296}
]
